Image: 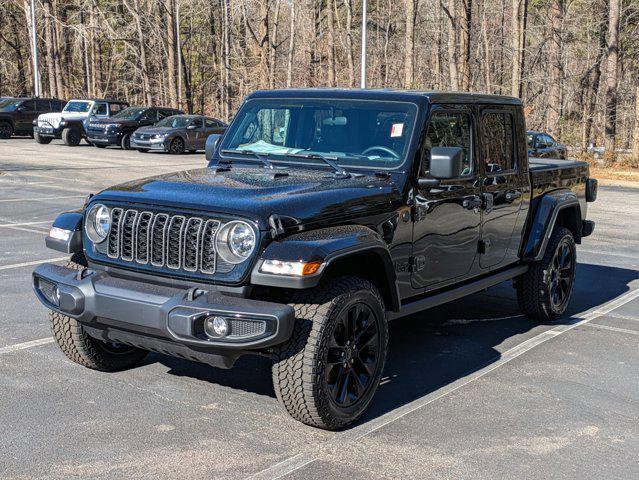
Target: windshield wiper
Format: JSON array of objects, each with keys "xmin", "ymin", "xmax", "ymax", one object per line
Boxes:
[
  {"xmin": 220, "ymin": 148, "xmax": 275, "ymax": 169},
  {"xmin": 286, "ymin": 152, "xmax": 351, "ymax": 179}
]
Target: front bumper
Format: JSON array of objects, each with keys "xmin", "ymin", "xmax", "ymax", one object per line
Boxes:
[
  {"xmin": 34, "ymin": 125, "xmax": 63, "ymax": 138},
  {"xmin": 87, "ymin": 132, "xmax": 122, "ymax": 146},
  {"xmin": 33, "ymin": 263, "xmax": 295, "ymax": 367},
  {"xmin": 130, "ymin": 137, "xmax": 167, "ymax": 150}
]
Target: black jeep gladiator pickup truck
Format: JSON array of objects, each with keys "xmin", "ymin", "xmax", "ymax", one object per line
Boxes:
[{"xmin": 33, "ymin": 89, "xmax": 597, "ymax": 429}]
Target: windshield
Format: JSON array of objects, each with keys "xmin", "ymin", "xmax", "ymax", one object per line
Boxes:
[
  {"xmin": 156, "ymin": 116, "xmax": 191, "ymax": 128},
  {"xmin": 0, "ymin": 99, "xmax": 21, "ymax": 111},
  {"xmin": 219, "ymin": 98, "xmax": 418, "ymax": 170},
  {"xmin": 63, "ymin": 101, "xmax": 92, "ymax": 113},
  {"xmin": 113, "ymin": 107, "xmax": 145, "ymax": 120}
]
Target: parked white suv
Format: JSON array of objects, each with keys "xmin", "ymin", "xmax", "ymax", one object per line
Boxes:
[{"xmin": 34, "ymin": 99, "xmax": 129, "ymax": 146}]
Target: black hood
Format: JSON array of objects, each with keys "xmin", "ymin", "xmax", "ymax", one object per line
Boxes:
[{"xmin": 91, "ymin": 166, "xmax": 403, "ymax": 231}]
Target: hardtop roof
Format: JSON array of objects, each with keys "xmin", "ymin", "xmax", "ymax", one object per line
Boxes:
[{"xmin": 247, "ymin": 88, "xmax": 522, "ymax": 106}]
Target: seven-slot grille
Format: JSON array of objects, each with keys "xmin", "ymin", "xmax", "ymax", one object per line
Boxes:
[{"xmin": 106, "ymin": 208, "xmax": 221, "ymax": 274}]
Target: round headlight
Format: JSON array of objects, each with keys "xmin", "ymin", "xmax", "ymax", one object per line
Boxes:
[
  {"xmin": 85, "ymin": 204, "xmax": 111, "ymax": 243},
  {"xmin": 216, "ymin": 221, "xmax": 256, "ymax": 264}
]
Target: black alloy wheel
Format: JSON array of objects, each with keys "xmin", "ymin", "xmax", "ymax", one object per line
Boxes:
[
  {"xmin": 0, "ymin": 121, "xmax": 13, "ymax": 139},
  {"xmin": 169, "ymin": 137, "xmax": 185, "ymax": 154},
  {"xmin": 547, "ymin": 237, "xmax": 575, "ymax": 312},
  {"xmin": 325, "ymin": 303, "xmax": 381, "ymax": 408}
]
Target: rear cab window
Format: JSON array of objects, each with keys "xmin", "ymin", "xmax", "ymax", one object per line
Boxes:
[{"xmin": 482, "ymin": 111, "xmax": 516, "ymax": 174}]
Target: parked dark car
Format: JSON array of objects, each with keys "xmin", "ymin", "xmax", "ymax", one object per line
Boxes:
[
  {"xmin": 86, "ymin": 106, "xmax": 184, "ymax": 150},
  {"xmin": 527, "ymin": 130, "xmax": 567, "ymax": 159},
  {"xmin": 34, "ymin": 89, "xmax": 597, "ymax": 430},
  {"xmin": 130, "ymin": 114, "xmax": 227, "ymax": 154},
  {"xmin": 34, "ymin": 99, "xmax": 129, "ymax": 146},
  {"xmin": 0, "ymin": 97, "xmax": 65, "ymax": 139}
]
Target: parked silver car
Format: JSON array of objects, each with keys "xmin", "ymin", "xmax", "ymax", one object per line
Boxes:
[{"xmin": 130, "ymin": 114, "xmax": 226, "ymax": 154}]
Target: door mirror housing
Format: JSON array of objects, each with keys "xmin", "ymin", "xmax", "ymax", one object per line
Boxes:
[
  {"xmin": 205, "ymin": 133, "xmax": 223, "ymax": 161},
  {"xmin": 417, "ymin": 146, "xmax": 464, "ymax": 188},
  {"xmin": 186, "ymin": 124, "xmax": 197, "ymax": 130},
  {"xmin": 430, "ymin": 147, "xmax": 464, "ymax": 179}
]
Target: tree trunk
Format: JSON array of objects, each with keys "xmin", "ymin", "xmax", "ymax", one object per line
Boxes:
[
  {"xmin": 269, "ymin": 0, "xmax": 281, "ymax": 89},
  {"xmin": 43, "ymin": 0, "xmax": 58, "ymax": 98},
  {"xmin": 459, "ymin": 0, "xmax": 472, "ymax": 90},
  {"xmin": 165, "ymin": 0, "xmax": 177, "ymax": 108},
  {"xmin": 286, "ymin": 1, "xmax": 296, "ymax": 88},
  {"xmin": 327, "ymin": 0, "xmax": 336, "ymax": 87},
  {"xmin": 546, "ymin": 0, "xmax": 563, "ymax": 136},
  {"xmin": 511, "ymin": 0, "xmax": 528, "ymax": 97},
  {"xmin": 446, "ymin": 0, "xmax": 459, "ymax": 90},
  {"xmin": 403, "ymin": 0, "xmax": 416, "ymax": 88},
  {"xmin": 222, "ymin": 0, "xmax": 231, "ymax": 119},
  {"xmin": 633, "ymin": 86, "xmax": 639, "ymax": 162},
  {"xmin": 581, "ymin": 14, "xmax": 607, "ymax": 150},
  {"xmin": 345, "ymin": 0, "xmax": 356, "ymax": 88},
  {"xmin": 22, "ymin": 0, "xmax": 35, "ymax": 95},
  {"xmin": 604, "ymin": 0, "xmax": 621, "ymax": 158},
  {"xmin": 434, "ymin": 0, "xmax": 442, "ymax": 89}
]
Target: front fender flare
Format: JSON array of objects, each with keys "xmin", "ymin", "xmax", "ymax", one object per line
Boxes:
[
  {"xmin": 523, "ymin": 189, "xmax": 580, "ymax": 262},
  {"xmin": 251, "ymin": 225, "xmax": 400, "ymax": 312},
  {"xmin": 45, "ymin": 211, "xmax": 83, "ymax": 254}
]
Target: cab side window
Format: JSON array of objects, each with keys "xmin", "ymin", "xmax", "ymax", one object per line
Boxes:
[
  {"xmin": 140, "ymin": 109, "xmax": 157, "ymax": 121},
  {"xmin": 482, "ymin": 112, "xmax": 515, "ymax": 174},
  {"xmin": 21, "ymin": 100, "xmax": 36, "ymax": 112},
  {"xmin": 420, "ymin": 111, "xmax": 472, "ymax": 177},
  {"xmin": 94, "ymin": 103, "xmax": 108, "ymax": 116},
  {"xmin": 36, "ymin": 99, "xmax": 50, "ymax": 111},
  {"xmin": 191, "ymin": 118, "xmax": 204, "ymax": 129}
]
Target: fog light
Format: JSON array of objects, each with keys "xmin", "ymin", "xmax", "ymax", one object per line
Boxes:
[{"xmin": 204, "ymin": 316, "xmax": 229, "ymax": 338}]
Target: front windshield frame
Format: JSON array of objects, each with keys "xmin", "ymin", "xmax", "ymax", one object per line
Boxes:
[
  {"xmin": 218, "ymin": 97, "xmax": 420, "ymax": 172},
  {"xmin": 63, "ymin": 101, "xmax": 93, "ymax": 113},
  {"xmin": 155, "ymin": 115, "xmax": 191, "ymax": 128},
  {"xmin": 112, "ymin": 107, "xmax": 145, "ymax": 120}
]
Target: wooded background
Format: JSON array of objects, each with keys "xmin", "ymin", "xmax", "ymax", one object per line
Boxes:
[{"xmin": 1, "ymin": 0, "xmax": 638, "ymax": 159}]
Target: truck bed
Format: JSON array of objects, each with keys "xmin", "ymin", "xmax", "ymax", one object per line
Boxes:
[{"xmin": 529, "ymin": 157, "xmax": 589, "ymax": 193}]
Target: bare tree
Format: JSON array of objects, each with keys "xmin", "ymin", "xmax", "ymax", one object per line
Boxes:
[
  {"xmin": 604, "ymin": 0, "xmax": 621, "ymax": 157},
  {"xmin": 634, "ymin": 87, "xmax": 639, "ymax": 161},
  {"xmin": 546, "ymin": 0, "xmax": 564, "ymax": 136},
  {"xmin": 403, "ymin": 0, "xmax": 417, "ymax": 88}
]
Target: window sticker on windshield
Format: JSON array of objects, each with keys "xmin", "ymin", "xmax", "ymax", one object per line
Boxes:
[{"xmin": 391, "ymin": 123, "xmax": 404, "ymax": 138}]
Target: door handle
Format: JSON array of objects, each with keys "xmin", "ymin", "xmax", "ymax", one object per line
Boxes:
[
  {"xmin": 506, "ymin": 191, "xmax": 522, "ymax": 202},
  {"xmin": 462, "ymin": 195, "xmax": 482, "ymax": 211}
]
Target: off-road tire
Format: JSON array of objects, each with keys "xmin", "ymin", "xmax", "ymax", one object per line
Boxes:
[
  {"xmin": 49, "ymin": 256, "xmax": 148, "ymax": 371},
  {"xmin": 62, "ymin": 126, "xmax": 81, "ymax": 146},
  {"xmin": 0, "ymin": 121, "xmax": 13, "ymax": 139},
  {"xmin": 272, "ymin": 276, "xmax": 388, "ymax": 430},
  {"xmin": 120, "ymin": 133, "xmax": 132, "ymax": 150},
  {"xmin": 517, "ymin": 226, "xmax": 576, "ymax": 322},
  {"xmin": 34, "ymin": 132, "xmax": 52, "ymax": 144}
]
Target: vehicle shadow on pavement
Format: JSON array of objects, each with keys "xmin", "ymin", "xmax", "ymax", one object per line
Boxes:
[
  {"xmin": 362, "ymin": 262, "xmax": 639, "ymax": 424},
  {"xmin": 147, "ymin": 262, "xmax": 638, "ymax": 419}
]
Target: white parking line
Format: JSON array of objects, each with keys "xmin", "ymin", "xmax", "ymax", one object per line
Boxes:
[
  {"xmin": 0, "ymin": 194, "xmax": 84, "ymax": 203},
  {"xmin": 0, "ymin": 257, "xmax": 68, "ymax": 271},
  {"xmin": 0, "ymin": 220, "xmax": 52, "ymax": 228},
  {"xmin": 2, "ymin": 225, "xmax": 48, "ymax": 235},
  {"xmin": 0, "ymin": 338, "xmax": 54, "ymax": 355},
  {"xmin": 245, "ymin": 287, "xmax": 639, "ymax": 480},
  {"xmin": 585, "ymin": 323, "xmax": 639, "ymax": 336}
]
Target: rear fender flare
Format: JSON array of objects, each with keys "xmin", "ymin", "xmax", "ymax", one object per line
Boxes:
[{"xmin": 523, "ymin": 189, "xmax": 580, "ymax": 261}]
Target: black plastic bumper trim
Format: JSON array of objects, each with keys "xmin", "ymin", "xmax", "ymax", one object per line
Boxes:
[{"xmin": 32, "ymin": 263, "xmax": 295, "ymax": 351}]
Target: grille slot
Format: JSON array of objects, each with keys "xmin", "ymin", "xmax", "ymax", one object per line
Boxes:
[{"xmin": 105, "ymin": 208, "xmax": 230, "ymax": 275}]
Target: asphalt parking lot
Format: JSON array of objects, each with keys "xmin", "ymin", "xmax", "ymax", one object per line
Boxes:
[{"xmin": 1, "ymin": 137, "xmax": 638, "ymax": 479}]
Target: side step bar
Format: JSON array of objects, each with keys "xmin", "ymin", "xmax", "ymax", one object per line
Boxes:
[{"xmin": 388, "ymin": 265, "xmax": 528, "ymax": 321}]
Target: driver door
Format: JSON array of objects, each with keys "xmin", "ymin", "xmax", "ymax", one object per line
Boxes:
[{"xmin": 411, "ymin": 106, "xmax": 481, "ymax": 290}]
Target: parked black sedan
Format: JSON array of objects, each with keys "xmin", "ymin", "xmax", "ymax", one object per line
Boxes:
[
  {"xmin": 86, "ymin": 106, "xmax": 183, "ymax": 150},
  {"xmin": 130, "ymin": 114, "xmax": 227, "ymax": 154},
  {"xmin": 0, "ymin": 97, "xmax": 65, "ymax": 139},
  {"xmin": 527, "ymin": 131, "xmax": 567, "ymax": 159}
]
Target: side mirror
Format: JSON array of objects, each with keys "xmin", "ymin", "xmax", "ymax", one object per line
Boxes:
[
  {"xmin": 16, "ymin": 106, "xmax": 25, "ymax": 113},
  {"xmin": 417, "ymin": 147, "xmax": 464, "ymax": 188},
  {"xmin": 186, "ymin": 124, "xmax": 197, "ymax": 130},
  {"xmin": 205, "ymin": 133, "xmax": 222, "ymax": 161}
]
